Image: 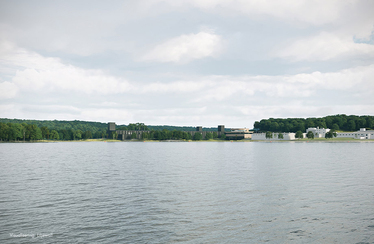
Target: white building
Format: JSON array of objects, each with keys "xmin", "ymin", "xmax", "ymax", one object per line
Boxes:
[
  {"xmin": 252, "ymin": 132, "xmax": 297, "ymax": 140},
  {"xmin": 306, "ymin": 127, "xmax": 330, "ymax": 138},
  {"xmin": 336, "ymin": 128, "xmax": 374, "ymax": 139}
]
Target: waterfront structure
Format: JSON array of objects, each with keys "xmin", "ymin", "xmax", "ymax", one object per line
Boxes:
[
  {"xmin": 225, "ymin": 128, "xmax": 253, "ymax": 140},
  {"xmin": 336, "ymin": 128, "xmax": 374, "ymax": 139},
  {"xmin": 108, "ymin": 122, "xmax": 374, "ymax": 141},
  {"xmin": 108, "ymin": 123, "xmax": 226, "ymax": 140},
  {"xmin": 306, "ymin": 127, "xmax": 330, "ymax": 138},
  {"xmin": 252, "ymin": 132, "xmax": 297, "ymax": 140},
  {"xmin": 252, "ymin": 127, "xmax": 374, "ymax": 140}
]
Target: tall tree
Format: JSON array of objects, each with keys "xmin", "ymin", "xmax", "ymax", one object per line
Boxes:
[
  {"xmin": 193, "ymin": 132, "xmax": 203, "ymax": 140},
  {"xmin": 50, "ymin": 130, "xmax": 59, "ymax": 140},
  {"xmin": 41, "ymin": 126, "xmax": 50, "ymax": 139},
  {"xmin": 295, "ymin": 131, "xmax": 303, "ymax": 139},
  {"xmin": 306, "ymin": 131, "xmax": 314, "ymax": 139}
]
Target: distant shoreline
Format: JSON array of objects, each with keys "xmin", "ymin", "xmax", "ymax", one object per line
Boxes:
[{"xmin": 1, "ymin": 138, "xmax": 374, "ymax": 143}]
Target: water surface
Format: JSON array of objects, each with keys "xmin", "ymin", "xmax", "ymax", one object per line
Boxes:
[{"xmin": 1, "ymin": 141, "xmax": 374, "ymax": 243}]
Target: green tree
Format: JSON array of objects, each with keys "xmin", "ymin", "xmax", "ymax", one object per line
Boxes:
[
  {"xmin": 295, "ymin": 131, "xmax": 303, "ymax": 139},
  {"xmin": 111, "ymin": 131, "xmax": 118, "ymax": 140},
  {"xmin": 0, "ymin": 122, "xmax": 9, "ymax": 141},
  {"xmin": 193, "ymin": 132, "xmax": 203, "ymax": 140},
  {"xmin": 332, "ymin": 123, "xmax": 340, "ymax": 131},
  {"xmin": 265, "ymin": 131, "xmax": 273, "ymax": 139},
  {"xmin": 41, "ymin": 126, "xmax": 50, "ymax": 139},
  {"xmin": 27, "ymin": 124, "xmax": 42, "ymax": 140},
  {"xmin": 7, "ymin": 123, "xmax": 22, "ymax": 141},
  {"xmin": 50, "ymin": 130, "xmax": 59, "ymax": 140},
  {"xmin": 325, "ymin": 131, "xmax": 333, "ymax": 139},
  {"xmin": 348, "ymin": 120, "xmax": 356, "ymax": 131},
  {"xmin": 278, "ymin": 133, "xmax": 284, "ymax": 139},
  {"xmin": 296, "ymin": 122, "xmax": 306, "ymax": 133},
  {"xmin": 270, "ymin": 122, "xmax": 279, "ymax": 132},
  {"xmin": 74, "ymin": 130, "xmax": 82, "ymax": 140},
  {"xmin": 220, "ymin": 133, "xmax": 226, "ymax": 140},
  {"xmin": 306, "ymin": 131, "xmax": 314, "ymax": 139},
  {"xmin": 205, "ymin": 132, "xmax": 213, "ymax": 140},
  {"xmin": 131, "ymin": 132, "xmax": 137, "ymax": 139},
  {"xmin": 83, "ymin": 130, "xmax": 92, "ymax": 139}
]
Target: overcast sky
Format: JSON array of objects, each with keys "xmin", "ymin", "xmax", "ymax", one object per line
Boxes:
[{"xmin": 0, "ymin": 0, "xmax": 373, "ymax": 128}]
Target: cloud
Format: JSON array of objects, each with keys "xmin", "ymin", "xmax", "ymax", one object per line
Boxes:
[
  {"xmin": 12, "ymin": 67, "xmax": 132, "ymax": 95},
  {"xmin": 141, "ymin": 31, "xmax": 224, "ymax": 63},
  {"xmin": 276, "ymin": 32, "xmax": 374, "ymax": 61},
  {"xmin": 3, "ymin": 39, "xmax": 372, "ymax": 103},
  {"xmin": 0, "ymin": 41, "xmax": 133, "ymax": 96},
  {"xmin": 0, "ymin": 81, "xmax": 18, "ymax": 99},
  {"xmin": 1, "ymin": 38, "xmax": 373, "ymax": 127}
]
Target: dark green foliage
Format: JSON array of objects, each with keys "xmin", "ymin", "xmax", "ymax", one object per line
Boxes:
[
  {"xmin": 253, "ymin": 115, "xmax": 374, "ymax": 133},
  {"xmin": 325, "ymin": 131, "xmax": 333, "ymax": 139},
  {"xmin": 295, "ymin": 131, "xmax": 303, "ymax": 139},
  {"xmin": 332, "ymin": 123, "xmax": 340, "ymax": 130},
  {"xmin": 110, "ymin": 131, "xmax": 118, "ymax": 140},
  {"xmin": 117, "ymin": 123, "xmax": 148, "ymax": 131},
  {"xmin": 0, "ymin": 118, "xmax": 107, "ymax": 140},
  {"xmin": 205, "ymin": 132, "xmax": 213, "ymax": 140},
  {"xmin": 265, "ymin": 131, "xmax": 273, "ymax": 139},
  {"xmin": 41, "ymin": 126, "xmax": 49, "ymax": 139},
  {"xmin": 278, "ymin": 133, "xmax": 284, "ymax": 139},
  {"xmin": 193, "ymin": 132, "xmax": 203, "ymax": 140},
  {"xmin": 146, "ymin": 125, "xmax": 224, "ymax": 132},
  {"xmin": 325, "ymin": 131, "xmax": 337, "ymax": 139},
  {"xmin": 307, "ymin": 131, "xmax": 314, "ymax": 139},
  {"xmin": 50, "ymin": 130, "xmax": 59, "ymax": 140},
  {"xmin": 83, "ymin": 131, "xmax": 92, "ymax": 139}
]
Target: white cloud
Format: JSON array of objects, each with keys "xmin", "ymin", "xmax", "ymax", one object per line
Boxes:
[
  {"xmin": 2, "ymin": 40, "xmax": 373, "ymax": 101},
  {"xmin": 141, "ymin": 31, "xmax": 224, "ymax": 63},
  {"xmin": 12, "ymin": 67, "xmax": 132, "ymax": 95},
  {"xmin": 0, "ymin": 81, "xmax": 18, "ymax": 99},
  {"xmin": 0, "ymin": 41, "xmax": 133, "ymax": 96},
  {"xmin": 276, "ymin": 32, "xmax": 374, "ymax": 61}
]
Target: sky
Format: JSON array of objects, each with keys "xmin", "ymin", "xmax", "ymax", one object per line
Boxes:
[{"xmin": 0, "ymin": 0, "xmax": 374, "ymax": 128}]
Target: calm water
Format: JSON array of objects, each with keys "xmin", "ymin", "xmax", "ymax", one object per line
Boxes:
[{"xmin": 1, "ymin": 141, "xmax": 374, "ymax": 243}]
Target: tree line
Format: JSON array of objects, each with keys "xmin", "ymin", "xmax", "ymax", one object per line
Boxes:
[
  {"xmin": 0, "ymin": 119, "xmax": 227, "ymax": 142},
  {"xmin": 254, "ymin": 114, "xmax": 374, "ymax": 133},
  {"xmin": 110, "ymin": 129, "xmax": 226, "ymax": 141},
  {"xmin": 116, "ymin": 123, "xmax": 223, "ymax": 132},
  {"xmin": 0, "ymin": 122, "xmax": 108, "ymax": 141}
]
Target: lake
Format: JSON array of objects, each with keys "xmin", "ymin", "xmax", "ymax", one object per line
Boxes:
[{"xmin": 1, "ymin": 141, "xmax": 374, "ymax": 243}]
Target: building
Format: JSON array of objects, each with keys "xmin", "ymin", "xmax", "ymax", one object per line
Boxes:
[
  {"xmin": 336, "ymin": 128, "xmax": 374, "ymax": 139},
  {"xmin": 306, "ymin": 127, "xmax": 330, "ymax": 138},
  {"xmin": 251, "ymin": 132, "xmax": 297, "ymax": 140},
  {"xmin": 225, "ymin": 128, "xmax": 253, "ymax": 140},
  {"xmin": 108, "ymin": 123, "xmax": 226, "ymax": 140}
]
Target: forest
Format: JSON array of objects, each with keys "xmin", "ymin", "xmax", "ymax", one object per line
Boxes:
[
  {"xmin": 0, "ymin": 119, "xmax": 108, "ymax": 141},
  {"xmin": 0, "ymin": 119, "xmax": 224, "ymax": 141},
  {"xmin": 253, "ymin": 114, "xmax": 374, "ymax": 133}
]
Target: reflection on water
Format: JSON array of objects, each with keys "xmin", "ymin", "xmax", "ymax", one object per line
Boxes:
[{"xmin": 1, "ymin": 141, "xmax": 374, "ymax": 243}]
